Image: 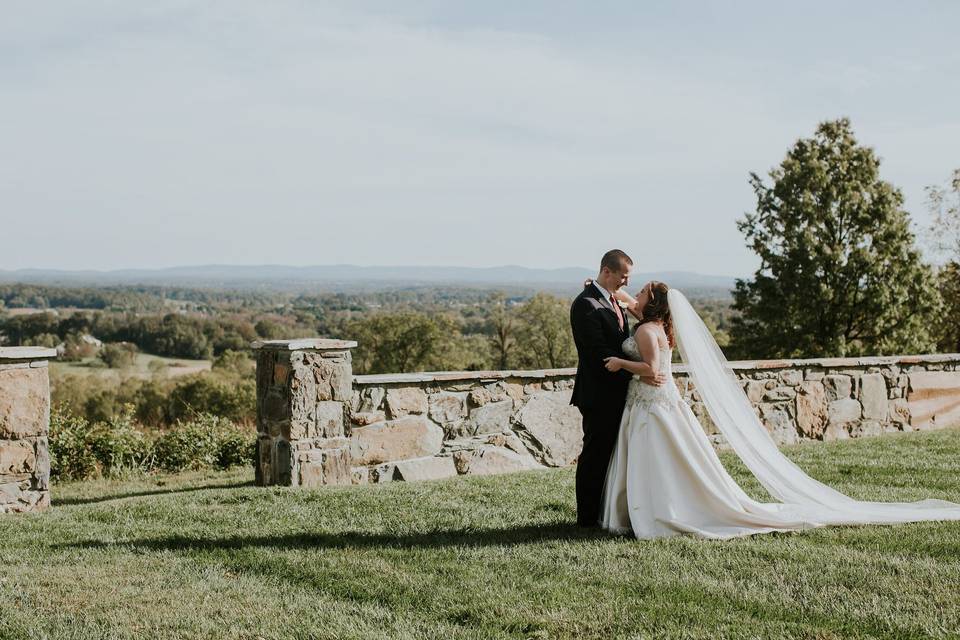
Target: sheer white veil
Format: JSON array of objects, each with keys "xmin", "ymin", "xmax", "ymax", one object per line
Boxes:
[{"xmin": 667, "ymin": 288, "xmax": 960, "ymax": 524}]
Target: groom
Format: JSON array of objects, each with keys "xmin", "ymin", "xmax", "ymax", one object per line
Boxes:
[{"xmin": 569, "ymin": 249, "xmax": 663, "ymax": 527}]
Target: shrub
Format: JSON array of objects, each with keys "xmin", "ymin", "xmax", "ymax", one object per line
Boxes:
[
  {"xmin": 216, "ymin": 426, "xmax": 257, "ymax": 469},
  {"xmin": 212, "ymin": 349, "xmax": 255, "ymax": 376},
  {"xmin": 49, "ymin": 406, "xmax": 153, "ymax": 480},
  {"xmin": 167, "ymin": 374, "xmax": 255, "ymax": 425},
  {"xmin": 86, "ymin": 409, "xmax": 154, "ymax": 476},
  {"xmin": 152, "ymin": 414, "xmax": 255, "ymax": 473},
  {"xmin": 49, "ymin": 408, "xmax": 255, "ymax": 481},
  {"xmin": 49, "ymin": 409, "xmax": 99, "ymax": 481},
  {"xmin": 99, "ymin": 342, "xmax": 138, "ymax": 368}
]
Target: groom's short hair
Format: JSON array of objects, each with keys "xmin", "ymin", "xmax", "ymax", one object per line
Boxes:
[{"xmin": 600, "ymin": 249, "xmax": 632, "ymax": 272}]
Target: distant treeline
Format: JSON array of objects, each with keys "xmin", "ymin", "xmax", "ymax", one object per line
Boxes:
[{"xmin": 0, "ymin": 282, "xmax": 736, "ymax": 371}]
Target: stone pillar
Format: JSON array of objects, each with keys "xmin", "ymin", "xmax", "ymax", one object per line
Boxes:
[
  {"xmin": 1, "ymin": 347, "xmax": 56, "ymax": 514},
  {"xmin": 252, "ymin": 339, "xmax": 356, "ymax": 487}
]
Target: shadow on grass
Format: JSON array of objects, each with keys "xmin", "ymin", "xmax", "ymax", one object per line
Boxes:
[
  {"xmin": 58, "ymin": 520, "xmax": 960, "ymax": 559},
  {"xmin": 59, "ymin": 523, "xmax": 612, "ymax": 551},
  {"xmin": 53, "ymin": 480, "xmax": 255, "ymax": 506}
]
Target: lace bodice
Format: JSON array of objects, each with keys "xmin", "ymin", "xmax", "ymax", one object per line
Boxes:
[{"xmin": 621, "ymin": 337, "xmax": 682, "ymax": 411}]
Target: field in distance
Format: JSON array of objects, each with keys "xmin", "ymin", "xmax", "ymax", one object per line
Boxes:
[{"xmin": 50, "ymin": 353, "xmax": 211, "ymax": 380}]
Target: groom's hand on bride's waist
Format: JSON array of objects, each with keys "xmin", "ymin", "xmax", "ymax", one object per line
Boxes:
[{"xmin": 640, "ymin": 373, "xmax": 668, "ymax": 387}]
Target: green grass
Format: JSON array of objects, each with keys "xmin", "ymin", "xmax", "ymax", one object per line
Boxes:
[{"xmin": 3, "ymin": 429, "xmax": 960, "ymax": 639}]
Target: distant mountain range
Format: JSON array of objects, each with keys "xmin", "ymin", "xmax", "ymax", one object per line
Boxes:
[{"xmin": 0, "ymin": 265, "xmax": 738, "ymax": 295}]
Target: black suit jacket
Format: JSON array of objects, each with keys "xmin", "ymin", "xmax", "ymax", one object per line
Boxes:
[{"xmin": 569, "ymin": 284, "xmax": 633, "ymax": 411}]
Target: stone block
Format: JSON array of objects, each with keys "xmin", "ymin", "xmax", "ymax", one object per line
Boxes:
[
  {"xmin": 291, "ymin": 400, "xmax": 344, "ymax": 440},
  {"xmin": 315, "ymin": 401, "xmax": 345, "ymax": 438},
  {"xmin": 0, "ymin": 481, "xmax": 22, "ymax": 505},
  {"xmin": 828, "ymin": 398, "xmax": 861, "ymax": 425},
  {"xmin": 371, "ymin": 463, "xmax": 398, "ymax": 483},
  {"xmin": 34, "ymin": 438, "xmax": 50, "ymax": 491},
  {"xmin": 463, "ymin": 445, "xmax": 541, "ymax": 476},
  {"xmin": 0, "ymin": 441, "xmax": 35, "ymax": 475},
  {"xmin": 860, "ymin": 373, "xmax": 888, "ymax": 421},
  {"xmin": 880, "ymin": 366, "xmax": 900, "ymax": 384},
  {"xmin": 513, "ymin": 391, "xmax": 580, "ymax": 466},
  {"xmin": 321, "ymin": 447, "xmax": 352, "ymax": 485},
  {"xmin": 824, "ymin": 423, "xmax": 850, "ymax": 441},
  {"xmin": 273, "ymin": 362, "xmax": 290, "ymax": 386},
  {"xmin": 779, "ymin": 370, "xmax": 803, "ymax": 386},
  {"xmin": 385, "ymin": 387, "xmax": 428, "ymax": 418},
  {"xmin": 356, "ymin": 387, "xmax": 386, "ymax": 413},
  {"xmin": 299, "ymin": 461, "xmax": 324, "ymax": 488},
  {"xmin": 351, "ymin": 411, "xmax": 386, "ymax": 427},
  {"xmin": 289, "ymin": 369, "xmax": 317, "ymax": 423},
  {"xmin": 350, "ymin": 416, "xmax": 444, "ymax": 465},
  {"xmin": 744, "ymin": 380, "xmax": 766, "ymax": 403},
  {"xmin": 351, "ymin": 466, "xmax": 369, "ymax": 484},
  {"xmin": 759, "ymin": 405, "xmax": 798, "ymax": 445},
  {"xmin": 907, "ymin": 371, "xmax": 960, "ymax": 431},
  {"xmin": 888, "ymin": 398, "xmax": 910, "ymax": 425},
  {"xmin": 428, "ymin": 392, "xmax": 468, "ymax": 425},
  {"xmin": 501, "ymin": 383, "xmax": 525, "ymax": 402},
  {"xmin": 453, "ymin": 450, "xmax": 472, "ymax": 474},
  {"xmin": 255, "ymin": 436, "xmax": 271, "ymax": 485},
  {"xmin": 274, "ymin": 439, "xmax": 292, "ymax": 485},
  {"xmin": 468, "ymin": 388, "xmax": 490, "ymax": 407},
  {"xmin": 796, "ymin": 381, "xmax": 827, "ymax": 439},
  {"xmin": 0, "ymin": 368, "xmax": 49, "ymax": 438},
  {"xmin": 467, "ymin": 399, "xmax": 514, "ymax": 435},
  {"xmin": 394, "ymin": 456, "xmax": 459, "ymax": 482},
  {"xmin": 764, "ymin": 387, "xmax": 797, "ymax": 402},
  {"xmin": 256, "ymin": 350, "xmax": 276, "ymax": 392},
  {"xmin": 310, "ymin": 356, "xmax": 352, "ymax": 402},
  {"xmin": 297, "ymin": 447, "xmax": 350, "ymax": 487},
  {"xmin": 823, "ymin": 375, "xmax": 852, "ymax": 401},
  {"xmin": 851, "ymin": 421, "xmax": 882, "ymax": 438},
  {"xmin": 261, "ymin": 390, "xmax": 290, "ymax": 424}
]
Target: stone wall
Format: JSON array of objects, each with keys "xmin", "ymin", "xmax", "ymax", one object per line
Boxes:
[
  {"xmin": 0, "ymin": 347, "xmax": 55, "ymax": 513},
  {"xmin": 252, "ymin": 340, "xmax": 960, "ymax": 487}
]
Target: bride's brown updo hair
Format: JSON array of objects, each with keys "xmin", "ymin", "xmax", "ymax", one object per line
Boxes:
[{"xmin": 640, "ymin": 281, "xmax": 675, "ymax": 347}]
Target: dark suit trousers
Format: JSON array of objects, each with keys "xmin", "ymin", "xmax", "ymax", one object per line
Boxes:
[{"xmin": 575, "ymin": 403, "xmax": 623, "ymax": 526}]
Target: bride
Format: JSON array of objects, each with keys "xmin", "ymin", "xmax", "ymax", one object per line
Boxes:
[{"xmin": 597, "ymin": 280, "xmax": 960, "ymax": 540}]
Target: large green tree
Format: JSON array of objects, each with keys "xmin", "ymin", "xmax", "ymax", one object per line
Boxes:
[
  {"xmin": 731, "ymin": 118, "xmax": 941, "ymax": 359},
  {"xmin": 514, "ymin": 293, "xmax": 577, "ymax": 369},
  {"xmin": 346, "ymin": 311, "xmax": 478, "ymax": 374}
]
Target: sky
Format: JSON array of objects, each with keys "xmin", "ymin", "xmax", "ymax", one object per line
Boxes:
[{"xmin": 2, "ymin": 1, "xmax": 958, "ymax": 276}]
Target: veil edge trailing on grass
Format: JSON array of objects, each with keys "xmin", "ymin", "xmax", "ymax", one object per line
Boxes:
[{"xmin": 667, "ymin": 288, "xmax": 960, "ymax": 525}]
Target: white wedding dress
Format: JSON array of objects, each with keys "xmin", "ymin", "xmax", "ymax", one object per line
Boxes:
[{"xmin": 600, "ymin": 289, "xmax": 960, "ymax": 540}]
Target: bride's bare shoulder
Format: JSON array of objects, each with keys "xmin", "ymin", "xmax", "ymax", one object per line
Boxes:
[{"xmin": 635, "ymin": 321, "xmax": 668, "ymax": 347}]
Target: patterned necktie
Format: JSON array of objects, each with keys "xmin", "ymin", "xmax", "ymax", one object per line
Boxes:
[{"xmin": 610, "ymin": 295, "xmax": 624, "ymax": 331}]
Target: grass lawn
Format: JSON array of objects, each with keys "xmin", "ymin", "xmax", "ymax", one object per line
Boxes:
[{"xmin": 2, "ymin": 429, "xmax": 960, "ymax": 639}]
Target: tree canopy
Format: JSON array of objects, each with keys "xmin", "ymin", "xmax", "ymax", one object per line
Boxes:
[{"xmin": 731, "ymin": 118, "xmax": 940, "ymax": 359}]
